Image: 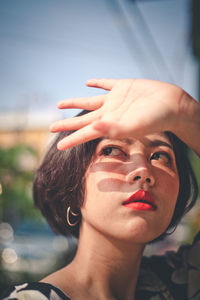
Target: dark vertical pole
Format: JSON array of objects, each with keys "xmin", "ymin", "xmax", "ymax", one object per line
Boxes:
[{"xmin": 191, "ymin": 0, "xmax": 200, "ymax": 100}]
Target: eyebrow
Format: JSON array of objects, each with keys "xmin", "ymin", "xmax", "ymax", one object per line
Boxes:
[
  {"xmin": 148, "ymin": 140, "xmax": 173, "ymax": 150},
  {"xmin": 101, "ymin": 138, "xmax": 133, "ymax": 145},
  {"xmin": 100, "ymin": 138, "xmax": 173, "ymax": 150}
]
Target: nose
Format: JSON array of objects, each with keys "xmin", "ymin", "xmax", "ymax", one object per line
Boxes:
[{"xmin": 126, "ymin": 167, "xmax": 155, "ymax": 188}]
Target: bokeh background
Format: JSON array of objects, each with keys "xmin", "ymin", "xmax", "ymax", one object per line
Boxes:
[{"xmin": 0, "ymin": 0, "xmax": 200, "ymax": 294}]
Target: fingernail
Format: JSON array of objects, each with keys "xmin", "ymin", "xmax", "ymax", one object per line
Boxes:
[
  {"xmin": 57, "ymin": 141, "xmax": 65, "ymax": 150},
  {"xmin": 57, "ymin": 101, "xmax": 63, "ymax": 107},
  {"xmin": 49, "ymin": 124, "xmax": 54, "ymax": 132}
]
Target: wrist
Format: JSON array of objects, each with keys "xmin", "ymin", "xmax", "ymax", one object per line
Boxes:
[{"xmin": 174, "ymin": 91, "xmax": 200, "ymax": 156}]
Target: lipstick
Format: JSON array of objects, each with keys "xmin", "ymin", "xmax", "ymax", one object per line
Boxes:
[{"xmin": 123, "ymin": 190, "xmax": 156, "ymax": 211}]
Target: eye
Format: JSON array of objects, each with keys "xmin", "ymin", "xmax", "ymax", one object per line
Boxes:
[
  {"xmin": 101, "ymin": 146, "xmax": 125, "ymax": 157},
  {"xmin": 150, "ymin": 152, "xmax": 172, "ymax": 164}
]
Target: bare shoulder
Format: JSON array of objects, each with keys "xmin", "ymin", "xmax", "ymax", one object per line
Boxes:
[{"xmin": 40, "ymin": 265, "xmax": 74, "ymax": 296}]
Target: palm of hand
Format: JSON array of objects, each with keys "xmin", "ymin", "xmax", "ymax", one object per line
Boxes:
[{"xmin": 51, "ymin": 79, "xmax": 183, "ymax": 150}]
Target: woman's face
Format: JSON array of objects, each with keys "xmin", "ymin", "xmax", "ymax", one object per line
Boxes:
[{"xmin": 80, "ymin": 133, "xmax": 180, "ymax": 244}]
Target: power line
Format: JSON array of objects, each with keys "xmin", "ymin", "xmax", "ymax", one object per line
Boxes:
[
  {"xmin": 129, "ymin": 0, "xmax": 175, "ymax": 82},
  {"xmin": 106, "ymin": 0, "xmax": 176, "ymax": 81},
  {"xmin": 105, "ymin": 0, "xmax": 159, "ymax": 78}
]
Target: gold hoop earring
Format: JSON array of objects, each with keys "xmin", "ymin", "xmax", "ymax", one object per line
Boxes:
[{"xmin": 67, "ymin": 206, "xmax": 80, "ymax": 227}]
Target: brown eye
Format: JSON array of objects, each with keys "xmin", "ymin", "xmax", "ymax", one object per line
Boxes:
[
  {"xmin": 101, "ymin": 147, "xmax": 124, "ymax": 157},
  {"xmin": 151, "ymin": 152, "xmax": 172, "ymax": 164}
]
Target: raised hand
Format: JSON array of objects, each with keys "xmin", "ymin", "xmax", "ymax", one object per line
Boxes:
[{"xmin": 50, "ymin": 79, "xmax": 200, "ymax": 156}]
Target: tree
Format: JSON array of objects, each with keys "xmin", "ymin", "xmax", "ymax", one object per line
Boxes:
[{"xmin": 0, "ymin": 144, "xmax": 43, "ymax": 226}]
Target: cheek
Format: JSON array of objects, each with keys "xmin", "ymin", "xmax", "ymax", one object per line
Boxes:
[
  {"xmin": 158, "ymin": 172, "xmax": 180, "ymax": 220},
  {"xmin": 170, "ymin": 173, "xmax": 180, "ymax": 198},
  {"xmin": 162, "ymin": 175, "xmax": 179, "ymax": 198},
  {"xmin": 81, "ymin": 169, "xmax": 125, "ymax": 228},
  {"xmin": 155, "ymin": 164, "xmax": 180, "ymax": 198},
  {"xmin": 82, "ymin": 171, "xmax": 107, "ymax": 211},
  {"xmin": 84, "ymin": 162, "xmax": 126, "ymax": 201},
  {"xmin": 155, "ymin": 166, "xmax": 179, "ymax": 206},
  {"xmin": 83, "ymin": 171, "xmax": 123, "ymax": 206},
  {"xmin": 149, "ymin": 173, "xmax": 180, "ymax": 238}
]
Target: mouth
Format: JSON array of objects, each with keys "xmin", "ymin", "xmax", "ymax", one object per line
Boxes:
[{"xmin": 123, "ymin": 190, "xmax": 157, "ymax": 211}]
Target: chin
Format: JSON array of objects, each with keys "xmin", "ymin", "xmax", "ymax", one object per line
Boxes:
[{"xmin": 121, "ymin": 218, "xmax": 167, "ymax": 244}]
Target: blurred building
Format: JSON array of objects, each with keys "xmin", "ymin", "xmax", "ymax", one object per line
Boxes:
[{"xmin": 0, "ymin": 112, "xmax": 57, "ymax": 155}]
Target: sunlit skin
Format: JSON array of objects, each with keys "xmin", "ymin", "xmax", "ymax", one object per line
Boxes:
[
  {"xmin": 51, "ymin": 79, "xmax": 200, "ymax": 157},
  {"xmin": 41, "ymin": 133, "xmax": 180, "ymax": 300},
  {"xmin": 41, "ymin": 78, "xmax": 199, "ymax": 300},
  {"xmin": 81, "ymin": 133, "xmax": 180, "ymax": 245}
]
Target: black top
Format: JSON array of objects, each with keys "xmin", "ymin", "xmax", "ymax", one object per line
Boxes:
[{"xmin": 1, "ymin": 232, "xmax": 200, "ymax": 300}]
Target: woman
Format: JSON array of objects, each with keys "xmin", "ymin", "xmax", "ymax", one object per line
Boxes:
[{"xmin": 2, "ymin": 79, "xmax": 200, "ymax": 299}]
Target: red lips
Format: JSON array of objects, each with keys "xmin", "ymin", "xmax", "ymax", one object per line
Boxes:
[{"xmin": 123, "ymin": 190, "xmax": 157, "ymax": 211}]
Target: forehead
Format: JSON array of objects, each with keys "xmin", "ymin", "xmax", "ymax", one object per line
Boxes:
[{"xmin": 98, "ymin": 133, "xmax": 173, "ymax": 149}]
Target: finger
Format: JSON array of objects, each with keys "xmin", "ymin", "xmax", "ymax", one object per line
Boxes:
[
  {"xmin": 57, "ymin": 125, "xmax": 102, "ymax": 150},
  {"xmin": 93, "ymin": 117, "xmax": 156, "ymax": 140},
  {"xmin": 57, "ymin": 95, "xmax": 105, "ymax": 111},
  {"xmin": 50, "ymin": 111, "xmax": 98, "ymax": 132},
  {"xmin": 86, "ymin": 78, "xmax": 118, "ymax": 91},
  {"xmin": 92, "ymin": 118, "xmax": 143, "ymax": 140},
  {"xmin": 92, "ymin": 120, "xmax": 123, "ymax": 138}
]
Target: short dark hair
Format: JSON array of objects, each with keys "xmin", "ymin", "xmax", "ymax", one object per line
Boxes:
[{"xmin": 33, "ymin": 110, "xmax": 198, "ymax": 239}]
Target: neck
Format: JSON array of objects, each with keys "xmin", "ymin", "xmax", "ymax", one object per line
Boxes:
[{"xmin": 67, "ymin": 224, "xmax": 145, "ymax": 300}]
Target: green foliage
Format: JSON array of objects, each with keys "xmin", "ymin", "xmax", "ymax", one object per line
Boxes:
[
  {"xmin": 0, "ymin": 145, "xmax": 43, "ymax": 225},
  {"xmin": 189, "ymin": 150, "xmax": 200, "ymax": 194}
]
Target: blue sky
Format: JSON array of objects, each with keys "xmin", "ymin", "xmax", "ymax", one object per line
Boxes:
[{"xmin": 0, "ymin": 0, "xmax": 198, "ymax": 121}]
